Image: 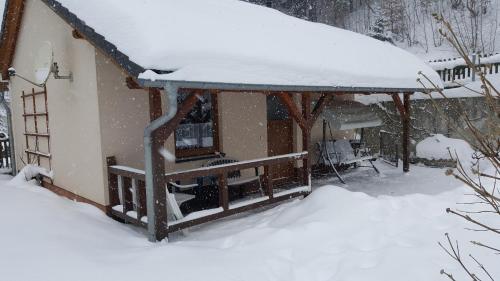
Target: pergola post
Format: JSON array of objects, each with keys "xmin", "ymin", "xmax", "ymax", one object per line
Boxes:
[
  {"xmin": 147, "ymin": 88, "xmax": 168, "ymax": 241},
  {"xmin": 302, "ymin": 93, "xmax": 312, "ymax": 186},
  {"xmin": 145, "ymin": 89, "xmax": 200, "ymax": 241},
  {"xmin": 402, "ymin": 93, "xmax": 411, "ymax": 172},
  {"xmin": 391, "ymin": 92, "xmax": 412, "ymax": 173},
  {"xmin": 276, "ymin": 92, "xmax": 332, "ymax": 187}
]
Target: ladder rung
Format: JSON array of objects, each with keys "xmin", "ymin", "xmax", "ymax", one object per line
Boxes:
[
  {"xmin": 22, "ymin": 91, "xmax": 46, "ymax": 98},
  {"xmin": 24, "ymin": 133, "xmax": 50, "ymax": 137},
  {"xmin": 23, "ymin": 113, "xmax": 48, "ymax": 117},
  {"xmin": 25, "ymin": 150, "xmax": 51, "ymax": 158}
]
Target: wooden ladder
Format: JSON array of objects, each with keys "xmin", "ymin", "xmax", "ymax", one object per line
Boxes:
[{"xmin": 21, "ymin": 87, "xmax": 52, "ymax": 169}]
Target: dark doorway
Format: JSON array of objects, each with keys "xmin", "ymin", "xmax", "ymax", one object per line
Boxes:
[{"xmin": 267, "ymin": 96, "xmax": 295, "ymax": 183}]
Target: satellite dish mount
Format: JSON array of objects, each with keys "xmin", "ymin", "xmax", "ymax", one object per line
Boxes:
[{"xmin": 8, "ymin": 42, "xmax": 72, "ymax": 87}]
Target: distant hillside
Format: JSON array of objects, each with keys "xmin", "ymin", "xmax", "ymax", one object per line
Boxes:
[{"xmin": 248, "ymin": 0, "xmax": 500, "ymax": 61}]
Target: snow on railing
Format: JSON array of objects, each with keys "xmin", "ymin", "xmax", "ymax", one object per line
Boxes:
[
  {"xmin": 106, "ymin": 152, "xmax": 311, "ymax": 235},
  {"xmin": 428, "ymin": 53, "xmax": 500, "ymax": 88},
  {"xmin": 0, "ymin": 137, "xmax": 12, "ymax": 173}
]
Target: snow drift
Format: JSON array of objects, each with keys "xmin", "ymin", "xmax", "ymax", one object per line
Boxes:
[
  {"xmin": 0, "ymin": 163, "xmax": 498, "ymax": 281},
  {"xmin": 416, "ymin": 134, "xmax": 475, "ymax": 162}
]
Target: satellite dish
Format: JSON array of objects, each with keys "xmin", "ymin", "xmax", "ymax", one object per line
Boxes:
[{"xmin": 33, "ymin": 42, "xmax": 54, "ymax": 85}]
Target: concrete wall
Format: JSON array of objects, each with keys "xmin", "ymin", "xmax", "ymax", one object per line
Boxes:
[
  {"xmin": 363, "ymin": 97, "xmax": 491, "ymax": 161},
  {"xmin": 10, "ymin": 0, "xmax": 106, "ymax": 204}
]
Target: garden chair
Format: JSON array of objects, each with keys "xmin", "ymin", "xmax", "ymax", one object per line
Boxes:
[{"xmin": 318, "ymin": 139, "xmax": 379, "ymax": 184}]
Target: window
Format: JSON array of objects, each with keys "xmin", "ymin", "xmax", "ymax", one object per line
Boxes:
[{"xmin": 175, "ymin": 93, "xmax": 219, "ymax": 159}]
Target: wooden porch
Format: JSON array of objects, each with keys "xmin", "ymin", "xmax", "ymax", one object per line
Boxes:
[
  {"xmin": 107, "ymin": 85, "xmax": 414, "ymax": 241},
  {"xmin": 107, "ymin": 152, "xmax": 310, "ymax": 234}
]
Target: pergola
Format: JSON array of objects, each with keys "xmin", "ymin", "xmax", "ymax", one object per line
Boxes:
[{"xmin": 132, "ymin": 78, "xmax": 427, "ymax": 241}]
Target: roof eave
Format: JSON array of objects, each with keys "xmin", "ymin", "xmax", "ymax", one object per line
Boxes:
[{"xmin": 138, "ymin": 78, "xmax": 432, "ymax": 94}]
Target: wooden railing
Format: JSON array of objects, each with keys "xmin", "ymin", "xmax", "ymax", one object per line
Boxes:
[
  {"xmin": 107, "ymin": 152, "xmax": 310, "ymax": 234},
  {"xmin": 429, "ymin": 54, "xmax": 500, "ymax": 87},
  {"xmin": 107, "ymin": 157, "xmax": 147, "ymax": 227},
  {"xmin": 0, "ymin": 137, "xmax": 12, "ymax": 170}
]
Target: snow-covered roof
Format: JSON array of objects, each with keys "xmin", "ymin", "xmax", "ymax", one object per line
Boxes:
[{"xmin": 54, "ymin": 0, "xmax": 441, "ymax": 90}]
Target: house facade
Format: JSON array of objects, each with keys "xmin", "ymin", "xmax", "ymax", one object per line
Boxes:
[
  {"xmin": 2, "ymin": 0, "xmax": 355, "ymax": 209},
  {"xmin": 1, "ymin": 0, "xmax": 440, "ymax": 240}
]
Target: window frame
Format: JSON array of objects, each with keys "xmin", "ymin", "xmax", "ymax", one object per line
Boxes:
[{"xmin": 174, "ymin": 93, "xmax": 220, "ymax": 160}]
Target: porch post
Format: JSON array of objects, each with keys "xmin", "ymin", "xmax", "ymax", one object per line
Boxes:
[
  {"xmin": 302, "ymin": 93, "xmax": 312, "ymax": 187},
  {"xmin": 391, "ymin": 93, "xmax": 412, "ymax": 173},
  {"xmin": 147, "ymin": 88, "xmax": 168, "ymax": 241},
  {"xmin": 402, "ymin": 93, "xmax": 411, "ymax": 172}
]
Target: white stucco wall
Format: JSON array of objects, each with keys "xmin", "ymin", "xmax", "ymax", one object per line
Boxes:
[
  {"xmin": 95, "ymin": 52, "xmax": 150, "ymax": 170},
  {"xmin": 8, "ymin": 0, "xmax": 349, "ymax": 207},
  {"xmin": 9, "ymin": 0, "xmax": 107, "ymax": 205}
]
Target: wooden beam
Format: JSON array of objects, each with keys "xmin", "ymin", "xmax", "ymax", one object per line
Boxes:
[
  {"xmin": 166, "ymin": 190, "xmax": 308, "ymax": 234},
  {"xmin": 402, "ymin": 93, "xmax": 411, "ymax": 172},
  {"xmin": 126, "ymin": 77, "xmax": 142, "ymax": 90},
  {"xmin": 302, "ymin": 93, "xmax": 312, "ymax": 187},
  {"xmin": 159, "ymin": 91, "xmax": 201, "ymax": 143},
  {"xmin": 276, "ymin": 92, "xmax": 307, "ymax": 130},
  {"xmin": 72, "ymin": 29, "xmax": 84, "ymax": 39},
  {"xmin": 391, "ymin": 94, "xmax": 407, "ymax": 119},
  {"xmin": 106, "ymin": 156, "xmax": 120, "ymax": 207},
  {"xmin": 148, "ymin": 88, "xmax": 168, "ymax": 240},
  {"xmin": 307, "ymin": 93, "xmax": 332, "ymax": 129},
  {"xmin": 218, "ymin": 173, "xmax": 229, "ymax": 211},
  {"xmin": 0, "ymin": 0, "xmax": 25, "ymax": 80},
  {"xmin": 164, "ymin": 152, "xmax": 308, "ymax": 182},
  {"xmin": 0, "ymin": 82, "xmax": 8, "ymax": 92}
]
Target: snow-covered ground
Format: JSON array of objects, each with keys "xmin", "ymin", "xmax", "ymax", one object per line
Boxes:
[{"xmin": 0, "ymin": 162, "xmax": 498, "ymax": 281}]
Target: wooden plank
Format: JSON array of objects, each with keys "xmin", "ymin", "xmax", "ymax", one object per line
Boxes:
[
  {"xmin": 110, "ymin": 209, "xmax": 148, "ymax": 228},
  {"xmin": 24, "ymin": 132, "xmax": 50, "ymax": 137},
  {"xmin": 122, "ymin": 177, "xmax": 134, "ymax": 213},
  {"xmin": 158, "ymin": 90, "xmax": 201, "ymax": 143},
  {"xmin": 302, "ymin": 93, "xmax": 312, "ymax": 186},
  {"xmin": 218, "ymin": 173, "xmax": 229, "ymax": 210},
  {"xmin": 25, "ymin": 150, "xmax": 51, "ymax": 158},
  {"xmin": 43, "ymin": 85, "xmax": 52, "ymax": 171},
  {"xmin": 110, "ymin": 152, "xmax": 307, "ymax": 183},
  {"xmin": 106, "ymin": 157, "xmax": 120, "ymax": 208},
  {"xmin": 126, "ymin": 77, "xmax": 142, "ymax": 90},
  {"xmin": 164, "ymin": 153, "xmax": 308, "ymax": 182},
  {"xmin": 166, "ymin": 190, "xmax": 308, "ymax": 233},
  {"xmin": 108, "ymin": 166, "xmax": 146, "ymax": 181},
  {"xmin": 22, "ymin": 113, "xmax": 48, "ymax": 117},
  {"xmin": 148, "ymin": 88, "xmax": 169, "ymax": 241},
  {"xmin": 263, "ymin": 165, "xmax": 274, "ymax": 199},
  {"xmin": 72, "ymin": 29, "xmax": 84, "ymax": 39},
  {"xmin": 391, "ymin": 94, "xmax": 407, "ymax": 119},
  {"xmin": 308, "ymin": 93, "xmax": 332, "ymax": 129},
  {"xmin": 403, "ymin": 93, "xmax": 411, "ymax": 172},
  {"xmin": 0, "ymin": 0, "xmax": 25, "ymax": 80},
  {"xmin": 20, "ymin": 91, "xmax": 46, "ymax": 98},
  {"xmin": 136, "ymin": 180, "xmax": 147, "ymax": 222},
  {"xmin": 276, "ymin": 92, "xmax": 307, "ymax": 130},
  {"xmin": 31, "ymin": 88, "xmax": 40, "ymax": 166}
]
